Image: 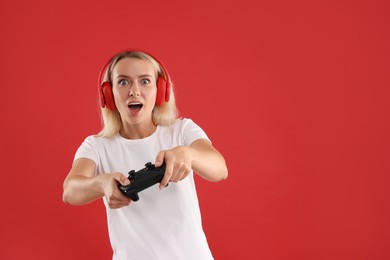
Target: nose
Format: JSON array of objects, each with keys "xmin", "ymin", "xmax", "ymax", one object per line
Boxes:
[{"xmin": 129, "ymin": 83, "xmax": 141, "ymax": 97}]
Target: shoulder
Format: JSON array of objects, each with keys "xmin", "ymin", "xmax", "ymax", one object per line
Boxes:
[
  {"xmin": 80, "ymin": 134, "xmax": 121, "ymax": 149},
  {"xmin": 159, "ymin": 118, "xmax": 209, "ymax": 146},
  {"xmin": 159, "ymin": 118, "xmax": 202, "ymax": 134},
  {"xmin": 75, "ymin": 134, "xmax": 122, "ymax": 161},
  {"xmin": 168, "ymin": 118, "xmax": 200, "ymax": 129}
]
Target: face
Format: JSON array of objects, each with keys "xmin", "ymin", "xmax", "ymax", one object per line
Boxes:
[{"xmin": 111, "ymin": 58, "xmax": 158, "ymax": 125}]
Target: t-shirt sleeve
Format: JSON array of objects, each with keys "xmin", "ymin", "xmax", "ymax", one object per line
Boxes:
[
  {"xmin": 181, "ymin": 118, "xmax": 210, "ymax": 146},
  {"xmin": 74, "ymin": 136, "xmax": 99, "ymax": 165}
]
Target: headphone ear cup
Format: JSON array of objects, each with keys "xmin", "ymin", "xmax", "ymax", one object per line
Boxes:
[
  {"xmin": 99, "ymin": 84, "xmax": 106, "ymax": 108},
  {"xmin": 156, "ymin": 77, "xmax": 167, "ymax": 106},
  {"xmin": 165, "ymin": 79, "xmax": 171, "ymax": 103},
  {"xmin": 101, "ymin": 82, "xmax": 116, "ymax": 111}
]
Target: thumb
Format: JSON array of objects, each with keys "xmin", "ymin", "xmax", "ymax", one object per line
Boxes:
[{"xmin": 116, "ymin": 173, "xmax": 130, "ymax": 186}]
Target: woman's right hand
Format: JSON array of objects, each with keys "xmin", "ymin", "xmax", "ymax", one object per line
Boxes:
[
  {"xmin": 63, "ymin": 158, "xmax": 132, "ymax": 208},
  {"xmin": 97, "ymin": 173, "xmax": 132, "ymax": 209}
]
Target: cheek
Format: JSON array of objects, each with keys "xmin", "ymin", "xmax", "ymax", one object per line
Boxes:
[
  {"xmin": 112, "ymin": 87, "xmax": 127, "ymax": 99},
  {"xmin": 144, "ymin": 87, "xmax": 157, "ymax": 103}
]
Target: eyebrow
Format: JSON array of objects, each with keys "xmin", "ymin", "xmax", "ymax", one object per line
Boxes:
[{"xmin": 116, "ymin": 74, "xmax": 153, "ymax": 79}]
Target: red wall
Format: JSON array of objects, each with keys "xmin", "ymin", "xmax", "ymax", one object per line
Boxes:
[{"xmin": 1, "ymin": 0, "xmax": 389, "ymax": 259}]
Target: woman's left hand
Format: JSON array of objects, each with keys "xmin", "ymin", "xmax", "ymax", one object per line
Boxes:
[{"xmin": 155, "ymin": 146, "xmax": 193, "ymax": 189}]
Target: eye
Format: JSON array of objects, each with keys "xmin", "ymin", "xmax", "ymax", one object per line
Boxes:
[
  {"xmin": 118, "ymin": 79, "xmax": 129, "ymax": 86},
  {"xmin": 141, "ymin": 78, "xmax": 151, "ymax": 85}
]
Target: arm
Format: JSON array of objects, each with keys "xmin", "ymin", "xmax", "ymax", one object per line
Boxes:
[
  {"xmin": 62, "ymin": 158, "xmax": 131, "ymax": 208},
  {"xmin": 155, "ymin": 139, "xmax": 228, "ymax": 189},
  {"xmin": 189, "ymin": 139, "xmax": 228, "ymax": 181}
]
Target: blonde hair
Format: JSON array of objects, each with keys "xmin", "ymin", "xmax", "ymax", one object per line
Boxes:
[{"xmin": 97, "ymin": 51, "xmax": 178, "ymax": 138}]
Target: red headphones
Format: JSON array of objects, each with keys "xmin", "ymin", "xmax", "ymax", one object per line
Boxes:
[{"xmin": 98, "ymin": 50, "xmax": 171, "ymax": 111}]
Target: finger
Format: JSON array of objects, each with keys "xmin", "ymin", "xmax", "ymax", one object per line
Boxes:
[
  {"xmin": 170, "ymin": 168, "xmax": 181, "ymax": 182},
  {"xmin": 108, "ymin": 193, "xmax": 132, "ymax": 207},
  {"xmin": 169, "ymin": 162, "xmax": 180, "ymax": 182},
  {"xmin": 171, "ymin": 164, "xmax": 190, "ymax": 182},
  {"xmin": 155, "ymin": 151, "xmax": 165, "ymax": 167},
  {"xmin": 172, "ymin": 169, "xmax": 184, "ymax": 182},
  {"xmin": 109, "ymin": 200, "xmax": 131, "ymax": 209},
  {"xmin": 179, "ymin": 170, "xmax": 190, "ymax": 181},
  {"xmin": 120, "ymin": 175, "xmax": 130, "ymax": 186},
  {"xmin": 115, "ymin": 173, "xmax": 130, "ymax": 186},
  {"xmin": 181, "ymin": 165, "xmax": 191, "ymax": 180},
  {"xmin": 160, "ymin": 162, "xmax": 173, "ymax": 189}
]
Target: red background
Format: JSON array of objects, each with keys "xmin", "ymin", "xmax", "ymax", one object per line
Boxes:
[{"xmin": 1, "ymin": 0, "xmax": 389, "ymax": 259}]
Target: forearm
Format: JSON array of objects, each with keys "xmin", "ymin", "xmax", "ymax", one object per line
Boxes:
[
  {"xmin": 190, "ymin": 140, "xmax": 228, "ymax": 182},
  {"xmin": 63, "ymin": 175, "xmax": 104, "ymax": 206}
]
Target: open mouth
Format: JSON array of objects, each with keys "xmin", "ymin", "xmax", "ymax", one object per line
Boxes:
[{"xmin": 128, "ymin": 103, "xmax": 143, "ymax": 112}]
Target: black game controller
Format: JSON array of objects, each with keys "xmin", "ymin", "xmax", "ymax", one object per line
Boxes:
[{"xmin": 118, "ymin": 162, "xmax": 166, "ymax": 202}]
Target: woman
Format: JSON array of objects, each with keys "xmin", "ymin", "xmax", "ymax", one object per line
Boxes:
[{"xmin": 63, "ymin": 50, "xmax": 228, "ymax": 259}]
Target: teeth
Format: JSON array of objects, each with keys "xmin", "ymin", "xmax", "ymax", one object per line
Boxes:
[{"xmin": 128, "ymin": 103, "xmax": 143, "ymax": 110}]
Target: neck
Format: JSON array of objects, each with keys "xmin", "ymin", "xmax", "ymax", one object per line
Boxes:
[{"xmin": 120, "ymin": 121, "xmax": 157, "ymax": 139}]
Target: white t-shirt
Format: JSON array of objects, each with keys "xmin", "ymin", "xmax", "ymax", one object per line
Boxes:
[{"xmin": 74, "ymin": 118, "xmax": 214, "ymax": 260}]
